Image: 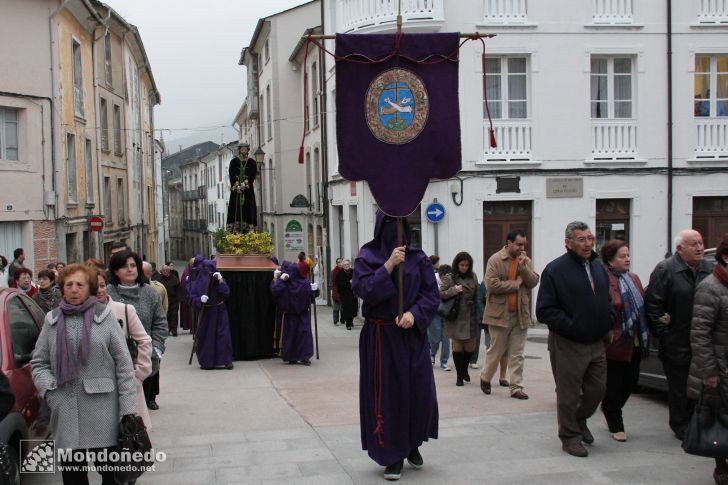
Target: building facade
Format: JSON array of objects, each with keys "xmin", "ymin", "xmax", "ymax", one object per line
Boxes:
[{"xmin": 322, "ymin": 0, "xmax": 728, "ymax": 282}]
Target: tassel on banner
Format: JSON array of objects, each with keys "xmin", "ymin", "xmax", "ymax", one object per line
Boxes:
[
  {"xmin": 489, "ymin": 128, "xmax": 497, "ymax": 148},
  {"xmin": 475, "ymin": 33, "xmax": 497, "ymax": 149},
  {"xmin": 298, "ymin": 145, "xmax": 304, "ymax": 164}
]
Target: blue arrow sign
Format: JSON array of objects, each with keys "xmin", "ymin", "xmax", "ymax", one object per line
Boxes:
[{"xmin": 425, "ymin": 202, "xmax": 446, "ymax": 223}]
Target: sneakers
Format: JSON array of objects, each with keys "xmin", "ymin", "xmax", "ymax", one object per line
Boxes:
[
  {"xmin": 440, "ymin": 363, "xmax": 451, "ymax": 372},
  {"xmin": 562, "ymin": 442, "xmax": 588, "ymax": 457},
  {"xmin": 406, "ymin": 448, "xmax": 423, "ymax": 469},
  {"xmin": 384, "ymin": 460, "xmax": 404, "ymax": 480},
  {"xmin": 469, "ymin": 362, "xmax": 480, "ymax": 369}
]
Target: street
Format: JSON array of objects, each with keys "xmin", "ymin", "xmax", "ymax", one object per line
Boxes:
[{"xmin": 25, "ymin": 305, "xmax": 711, "ymax": 485}]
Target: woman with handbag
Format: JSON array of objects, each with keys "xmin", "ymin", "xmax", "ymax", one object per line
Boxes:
[
  {"xmin": 687, "ymin": 234, "xmax": 728, "ymax": 485},
  {"xmin": 31, "ymin": 264, "xmax": 137, "ymax": 485},
  {"xmin": 96, "ymin": 269, "xmax": 153, "ymax": 428},
  {"xmin": 599, "ymin": 240, "xmax": 649, "ymax": 443},
  {"xmin": 439, "ymin": 252, "xmax": 480, "ymax": 387},
  {"xmin": 107, "ymin": 250, "xmax": 168, "ymax": 411}
]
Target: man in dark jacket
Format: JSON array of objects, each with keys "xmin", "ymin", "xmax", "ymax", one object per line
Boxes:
[
  {"xmin": 536, "ymin": 221, "xmax": 613, "ymax": 458},
  {"xmin": 645, "ymin": 228, "xmax": 712, "ymax": 440}
]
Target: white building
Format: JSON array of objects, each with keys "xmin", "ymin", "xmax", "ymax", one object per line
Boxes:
[
  {"xmin": 323, "ymin": 0, "xmax": 728, "ymax": 281},
  {"xmin": 200, "ymin": 141, "xmax": 237, "ymax": 251}
]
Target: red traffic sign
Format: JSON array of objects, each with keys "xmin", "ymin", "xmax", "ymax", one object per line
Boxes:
[{"xmin": 89, "ymin": 216, "xmax": 104, "ymax": 232}]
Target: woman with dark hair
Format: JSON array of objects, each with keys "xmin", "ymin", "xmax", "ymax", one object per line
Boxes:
[
  {"xmin": 599, "ymin": 239, "xmax": 648, "ymax": 442},
  {"xmin": 31, "ymin": 264, "xmax": 136, "ymax": 485},
  {"xmin": 688, "ymin": 234, "xmax": 728, "ymax": 485},
  {"xmin": 439, "ymin": 251, "xmax": 480, "ymax": 387},
  {"xmin": 107, "ymin": 250, "xmax": 168, "ymax": 411},
  {"xmin": 0, "ymin": 255, "xmax": 8, "ymax": 287},
  {"xmin": 11, "ymin": 267, "xmax": 37, "ymax": 298},
  {"xmin": 352, "ymin": 211, "xmax": 439, "ymax": 480},
  {"xmin": 336, "ymin": 259, "xmax": 358, "ymax": 330},
  {"xmin": 33, "ymin": 269, "xmax": 62, "ymax": 313}
]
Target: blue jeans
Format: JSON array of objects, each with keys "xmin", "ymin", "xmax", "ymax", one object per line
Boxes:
[{"xmin": 428, "ymin": 315, "xmax": 450, "ymax": 365}]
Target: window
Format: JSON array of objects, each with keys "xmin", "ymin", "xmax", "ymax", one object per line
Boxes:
[
  {"xmin": 0, "ymin": 107, "xmax": 18, "ymax": 160},
  {"xmin": 304, "ymin": 71, "xmax": 310, "ymax": 133},
  {"xmin": 104, "ymin": 176, "xmax": 112, "ymax": 222},
  {"xmin": 117, "ymin": 178, "xmax": 125, "ymax": 224},
  {"xmin": 85, "ymin": 139, "xmax": 93, "ymax": 204},
  {"xmin": 66, "ymin": 133, "xmax": 77, "ymax": 203},
  {"xmin": 314, "ymin": 148, "xmax": 321, "ymax": 211},
  {"xmin": 72, "ymin": 40, "xmax": 84, "ymax": 117},
  {"xmin": 100, "ymin": 98, "xmax": 109, "ymax": 151},
  {"xmin": 104, "ymin": 32, "xmax": 112, "ymax": 86},
  {"xmin": 591, "ymin": 57, "xmax": 633, "ymax": 119},
  {"xmin": 312, "ymin": 61, "xmax": 319, "ymax": 127},
  {"xmin": 265, "ymin": 38, "xmax": 270, "ymax": 62},
  {"xmin": 218, "ymin": 155, "xmax": 223, "ymax": 181},
  {"xmin": 485, "ymin": 57, "xmax": 528, "ymax": 119},
  {"xmin": 266, "ymin": 85, "xmax": 272, "ymax": 141},
  {"xmin": 595, "ymin": 199, "xmax": 630, "ymax": 252},
  {"xmin": 695, "ymin": 55, "xmax": 728, "ymax": 117},
  {"xmin": 113, "ymin": 104, "xmax": 121, "ymax": 154},
  {"xmin": 260, "ymin": 94, "xmax": 265, "ymax": 143},
  {"xmin": 8, "ymin": 297, "xmax": 40, "ymax": 367}
]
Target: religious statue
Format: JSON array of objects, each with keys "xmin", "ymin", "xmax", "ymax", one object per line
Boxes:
[{"xmin": 226, "ymin": 142, "xmax": 257, "ymax": 232}]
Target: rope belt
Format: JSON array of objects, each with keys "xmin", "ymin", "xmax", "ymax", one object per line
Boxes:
[
  {"xmin": 371, "ymin": 318, "xmax": 396, "ymax": 448},
  {"xmin": 202, "ymin": 300, "xmax": 226, "ymax": 307}
]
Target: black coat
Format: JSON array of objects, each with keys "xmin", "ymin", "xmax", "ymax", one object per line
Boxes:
[
  {"xmin": 336, "ymin": 269, "xmax": 358, "ymax": 322},
  {"xmin": 645, "ymin": 253, "xmax": 713, "ymax": 366},
  {"xmin": 536, "ymin": 250, "xmax": 613, "ymax": 344},
  {"xmin": 226, "ymin": 156, "xmax": 257, "ymax": 227}
]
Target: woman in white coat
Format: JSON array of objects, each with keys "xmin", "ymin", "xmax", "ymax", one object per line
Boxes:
[{"xmin": 96, "ymin": 269, "xmax": 153, "ymax": 429}]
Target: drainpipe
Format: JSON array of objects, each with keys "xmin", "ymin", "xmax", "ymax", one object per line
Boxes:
[
  {"xmin": 666, "ymin": 0, "xmax": 674, "ymax": 255},
  {"xmin": 319, "ymin": 0, "xmax": 332, "ymax": 305}
]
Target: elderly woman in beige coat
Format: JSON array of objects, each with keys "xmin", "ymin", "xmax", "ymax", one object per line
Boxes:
[
  {"xmin": 440, "ymin": 251, "xmax": 480, "ymax": 386},
  {"xmin": 96, "ymin": 269, "xmax": 153, "ymax": 429},
  {"xmin": 31, "ymin": 264, "xmax": 136, "ymax": 485},
  {"xmin": 687, "ymin": 234, "xmax": 728, "ymax": 485}
]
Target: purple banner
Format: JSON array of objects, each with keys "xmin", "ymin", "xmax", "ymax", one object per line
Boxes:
[{"xmin": 335, "ymin": 33, "xmax": 461, "ymax": 217}]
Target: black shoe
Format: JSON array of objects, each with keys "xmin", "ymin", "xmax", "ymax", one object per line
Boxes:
[
  {"xmin": 407, "ymin": 448, "xmax": 423, "ymax": 469},
  {"xmin": 579, "ymin": 422, "xmax": 594, "ymax": 444},
  {"xmin": 346, "ymin": 324, "xmax": 352, "ymax": 330},
  {"xmin": 170, "ymin": 330, "xmax": 177, "ymax": 337},
  {"xmin": 562, "ymin": 442, "xmax": 588, "ymax": 457},
  {"xmin": 224, "ymin": 363, "xmax": 234, "ymax": 370},
  {"xmin": 301, "ymin": 360, "xmax": 311, "ymax": 366},
  {"xmin": 383, "ymin": 460, "xmax": 403, "ymax": 481},
  {"xmin": 147, "ymin": 400, "xmax": 159, "ymax": 410},
  {"xmin": 286, "ymin": 361, "xmax": 297, "ymax": 365}
]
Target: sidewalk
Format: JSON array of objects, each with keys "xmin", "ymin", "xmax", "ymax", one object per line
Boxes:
[{"xmin": 27, "ymin": 305, "xmax": 711, "ymax": 484}]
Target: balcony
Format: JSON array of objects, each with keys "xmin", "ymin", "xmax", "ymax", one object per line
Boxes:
[
  {"xmin": 199, "ymin": 219, "xmax": 208, "ymax": 232},
  {"xmin": 485, "ymin": 120, "xmax": 532, "ymax": 161},
  {"xmin": 698, "ymin": 0, "xmax": 728, "ymax": 24},
  {"xmin": 337, "ymin": 0, "xmax": 444, "ymax": 33},
  {"xmin": 591, "ymin": 0, "xmax": 633, "ymax": 24},
  {"xmin": 591, "ymin": 119, "xmax": 637, "ymax": 159},
  {"xmin": 482, "ymin": 0, "xmax": 528, "ymax": 25},
  {"xmin": 183, "ymin": 219, "xmax": 200, "ymax": 231},
  {"xmin": 197, "ymin": 185, "xmax": 207, "ymax": 199},
  {"xmin": 695, "ymin": 118, "xmax": 728, "ymax": 159},
  {"xmin": 181, "ymin": 190, "xmax": 197, "ymax": 201}
]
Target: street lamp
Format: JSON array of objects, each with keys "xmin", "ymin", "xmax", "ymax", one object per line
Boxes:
[{"xmin": 253, "ymin": 146, "xmax": 265, "ymax": 164}]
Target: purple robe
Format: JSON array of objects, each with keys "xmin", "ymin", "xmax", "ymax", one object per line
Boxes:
[
  {"xmin": 179, "ymin": 263, "xmax": 193, "ymax": 331},
  {"xmin": 270, "ymin": 261, "xmax": 314, "ymax": 363},
  {"xmin": 188, "ymin": 258, "xmax": 233, "ymax": 368},
  {"xmin": 352, "ymin": 211, "xmax": 440, "ymax": 467}
]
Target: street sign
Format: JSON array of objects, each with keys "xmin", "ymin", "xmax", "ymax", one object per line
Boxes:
[
  {"xmin": 425, "ymin": 202, "xmax": 445, "ymax": 223},
  {"xmin": 89, "ymin": 216, "xmax": 104, "ymax": 232}
]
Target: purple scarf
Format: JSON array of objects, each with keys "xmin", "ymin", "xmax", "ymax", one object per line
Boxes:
[{"xmin": 56, "ymin": 297, "xmax": 97, "ymax": 387}]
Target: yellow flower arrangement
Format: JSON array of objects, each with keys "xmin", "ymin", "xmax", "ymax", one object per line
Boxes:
[{"xmin": 213, "ymin": 228, "xmax": 274, "ymax": 256}]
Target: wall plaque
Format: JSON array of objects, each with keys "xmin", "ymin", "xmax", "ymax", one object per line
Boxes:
[{"xmin": 546, "ymin": 178, "xmax": 583, "ymax": 198}]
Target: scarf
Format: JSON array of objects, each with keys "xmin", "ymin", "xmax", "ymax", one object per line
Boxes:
[
  {"xmin": 56, "ymin": 297, "xmax": 97, "ymax": 387},
  {"xmin": 715, "ymin": 263, "xmax": 728, "ymax": 289},
  {"xmin": 618, "ymin": 273, "xmax": 649, "ymax": 347},
  {"xmin": 37, "ymin": 286, "xmax": 60, "ymax": 310}
]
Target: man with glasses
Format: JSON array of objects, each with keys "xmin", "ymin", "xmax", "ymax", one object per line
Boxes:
[
  {"xmin": 645, "ymin": 229, "xmax": 713, "ymax": 440},
  {"xmin": 536, "ymin": 221, "xmax": 613, "ymax": 458}
]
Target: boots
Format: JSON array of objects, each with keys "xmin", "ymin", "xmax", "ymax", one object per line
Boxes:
[
  {"xmin": 462, "ymin": 351, "xmax": 472, "ymax": 382},
  {"xmin": 452, "ymin": 352, "xmax": 464, "ymax": 386}
]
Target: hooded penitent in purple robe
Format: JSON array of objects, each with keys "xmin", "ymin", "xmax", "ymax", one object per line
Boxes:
[
  {"xmin": 352, "ymin": 210, "xmax": 440, "ymax": 467},
  {"xmin": 270, "ymin": 261, "xmax": 314, "ymax": 364},
  {"xmin": 187, "ymin": 257, "xmax": 233, "ymax": 369}
]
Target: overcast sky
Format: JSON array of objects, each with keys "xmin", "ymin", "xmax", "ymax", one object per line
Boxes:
[{"xmin": 105, "ymin": 0, "xmax": 310, "ymax": 150}]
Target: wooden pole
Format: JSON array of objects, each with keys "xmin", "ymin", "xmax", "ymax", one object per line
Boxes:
[
  {"xmin": 188, "ymin": 275, "xmax": 213, "ymax": 365},
  {"xmin": 397, "ymin": 217, "xmax": 404, "ymax": 320}
]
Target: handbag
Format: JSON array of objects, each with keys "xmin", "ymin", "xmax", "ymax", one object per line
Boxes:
[
  {"xmin": 682, "ymin": 386, "xmax": 728, "ymax": 457},
  {"xmin": 123, "ymin": 305, "xmax": 139, "ymax": 363},
  {"xmin": 114, "ymin": 414, "xmax": 153, "ymax": 483},
  {"xmin": 437, "ymin": 294, "xmax": 461, "ymax": 321}
]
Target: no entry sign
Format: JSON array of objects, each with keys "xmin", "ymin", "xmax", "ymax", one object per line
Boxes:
[{"xmin": 89, "ymin": 216, "xmax": 104, "ymax": 232}]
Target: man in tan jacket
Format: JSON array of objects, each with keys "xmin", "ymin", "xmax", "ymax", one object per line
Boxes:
[{"xmin": 480, "ymin": 229, "xmax": 539, "ymax": 399}]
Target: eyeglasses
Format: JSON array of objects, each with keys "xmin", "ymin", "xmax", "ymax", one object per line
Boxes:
[{"xmin": 572, "ymin": 236, "xmax": 596, "ymax": 243}]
